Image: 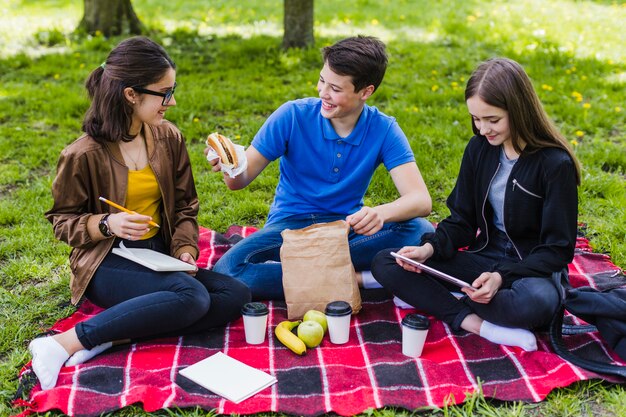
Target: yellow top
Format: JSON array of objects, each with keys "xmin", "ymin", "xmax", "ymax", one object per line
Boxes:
[{"xmin": 126, "ymin": 165, "xmax": 162, "ymax": 240}]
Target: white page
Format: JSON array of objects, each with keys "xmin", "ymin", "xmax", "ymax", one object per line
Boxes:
[
  {"xmin": 179, "ymin": 352, "xmax": 277, "ymax": 403},
  {"xmin": 112, "ymin": 242, "xmax": 196, "ymax": 272}
]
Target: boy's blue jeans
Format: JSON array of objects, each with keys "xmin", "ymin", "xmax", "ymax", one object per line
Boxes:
[{"xmin": 212, "ymin": 214, "xmax": 434, "ymax": 300}]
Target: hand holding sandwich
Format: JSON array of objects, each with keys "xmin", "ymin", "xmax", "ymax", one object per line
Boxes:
[{"xmin": 204, "ymin": 132, "xmax": 248, "ymax": 178}]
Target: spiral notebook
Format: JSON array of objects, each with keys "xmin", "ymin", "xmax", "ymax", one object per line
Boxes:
[{"xmin": 179, "ymin": 352, "xmax": 277, "ymax": 403}]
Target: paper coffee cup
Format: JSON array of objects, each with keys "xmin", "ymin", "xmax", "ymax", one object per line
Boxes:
[
  {"xmin": 401, "ymin": 313, "xmax": 430, "ymax": 357},
  {"xmin": 241, "ymin": 302, "xmax": 269, "ymax": 345},
  {"xmin": 325, "ymin": 301, "xmax": 352, "ymax": 344}
]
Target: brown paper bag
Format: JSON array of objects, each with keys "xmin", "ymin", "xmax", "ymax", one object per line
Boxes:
[{"xmin": 280, "ymin": 220, "xmax": 361, "ymax": 319}]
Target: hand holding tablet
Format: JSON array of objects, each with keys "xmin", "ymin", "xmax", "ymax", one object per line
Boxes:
[{"xmin": 390, "ymin": 252, "xmax": 477, "ymax": 291}]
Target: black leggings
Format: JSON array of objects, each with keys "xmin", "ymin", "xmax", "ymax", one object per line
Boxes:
[
  {"xmin": 75, "ymin": 237, "xmax": 251, "ymax": 349},
  {"xmin": 371, "ymin": 234, "xmax": 560, "ymax": 331}
]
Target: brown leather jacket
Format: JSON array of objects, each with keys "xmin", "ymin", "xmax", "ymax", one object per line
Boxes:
[{"xmin": 45, "ymin": 121, "xmax": 200, "ymax": 305}]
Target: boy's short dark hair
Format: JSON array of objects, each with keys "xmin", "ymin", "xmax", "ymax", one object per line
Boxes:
[{"xmin": 322, "ymin": 35, "xmax": 388, "ymax": 92}]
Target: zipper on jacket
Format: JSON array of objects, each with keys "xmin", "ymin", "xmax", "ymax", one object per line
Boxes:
[
  {"xmin": 512, "ymin": 178, "xmax": 542, "ymax": 199},
  {"xmin": 501, "ymin": 226, "xmax": 523, "ymax": 260},
  {"xmin": 503, "ymin": 178, "xmax": 524, "ymax": 260},
  {"xmin": 467, "ymin": 163, "xmax": 500, "ymax": 254}
]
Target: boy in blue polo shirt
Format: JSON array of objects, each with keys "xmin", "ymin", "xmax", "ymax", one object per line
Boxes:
[{"xmin": 207, "ymin": 36, "xmax": 433, "ymax": 300}]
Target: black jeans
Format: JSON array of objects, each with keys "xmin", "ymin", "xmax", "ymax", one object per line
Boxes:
[
  {"xmin": 371, "ymin": 230, "xmax": 560, "ymax": 331},
  {"xmin": 75, "ymin": 236, "xmax": 251, "ymax": 349}
]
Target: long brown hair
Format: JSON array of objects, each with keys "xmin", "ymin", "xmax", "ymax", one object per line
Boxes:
[
  {"xmin": 465, "ymin": 58, "xmax": 581, "ymax": 184},
  {"xmin": 82, "ymin": 36, "xmax": 176, "ymax": 143}
]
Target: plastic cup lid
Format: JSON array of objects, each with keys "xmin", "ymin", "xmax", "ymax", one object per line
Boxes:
[
  {"xmin": 402, "ymin": 313, "xmax": 430, "ymax": 330},
  {"xmin": 324, "ymin": 301, "xmax": 352, "ymax": 316},
  {"xmin": 241, "ymin": 302, "xmax": 269, "ymax": 316}
]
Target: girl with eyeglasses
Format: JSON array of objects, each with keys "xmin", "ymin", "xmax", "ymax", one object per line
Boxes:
[{"xmin": 28, "ymin": 36, "xmax": 250, "ymax": 390}]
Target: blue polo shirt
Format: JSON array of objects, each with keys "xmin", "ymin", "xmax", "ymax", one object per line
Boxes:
[{"xmin": 252, "ymin": 98, "xmax": 415, "ymax": 225}]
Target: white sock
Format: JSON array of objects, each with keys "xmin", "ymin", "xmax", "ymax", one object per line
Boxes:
[
  {"xmin": 361, "ymin": 270, "xmax": 383, "ymax": 289},
  {"xmin": 28, "ymin": 337, "xmax": 70, "ymax": 390},
  {"xmin": 479, "ymin": 320, "xmax": 538, "ymax": 351},
  {"xmin": 65, "ymin": 342, "xmax": 113, "ymax": 366},
  {"xmin": 393, "ymin": 296, "xmax": 414, "ymax": 309}
]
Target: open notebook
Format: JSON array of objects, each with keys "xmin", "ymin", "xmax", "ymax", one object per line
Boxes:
[
  {"xmin": 179, "ymin": 352, "xmax": 277, "ymax": 403},
  {"xmin": 112, "ymin": 241, "xmax": 196, "ymax": 272}
]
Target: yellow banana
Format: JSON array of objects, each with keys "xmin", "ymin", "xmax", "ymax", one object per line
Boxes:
[{"xmin": 275, "ymin": 320, "xmax": 306, "ymax": 355}]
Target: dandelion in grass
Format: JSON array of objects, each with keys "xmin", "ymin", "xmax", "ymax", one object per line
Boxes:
[
  {"xmin": 570, "ymin": 139, "xmax": 579, "ymax": 146},
  {"xmin": 451, "ymin": 81, "xmax": 459, "ymax": 90},
  {"xmin": 431, "ymin": 85, "xmax": 439, "ymax": 92},
  {"xmin": 235, "ymin": 135, "xmax": 241, "ymax": 140},
  {"xmin": 53, "ymin": 74, "xmax": 60, "ymax": 80},
  {"xmin": 79, "ymin": 63, "xmax": 85, "ymax": 69},
  {"xmin": 572, "ymin": 91, "xmax": 583, "ymax": 102},
  {"xmin": 583, "ymin": 103, "xmax": 591, "ymax": 109},
  {"xmin": 575, "ymin": 130, "xmax": 584, "ymax": 137},
  {"xmin": 371, "ymin": 19, "xmax": 379, "ymax": 25},
  {"xmin": 542, "ymin": 84, "xmax": 553, "ymax": 91},
  {"xmin": 193, "ymin": 117, "xmax": 199, "ymax": 123},
  {"xmin": 615, "ymin": 107, "xmax": 622, "ymax": 113}
]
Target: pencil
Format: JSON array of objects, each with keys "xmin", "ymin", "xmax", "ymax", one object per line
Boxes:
[{"xmin": 98, "ymin": 196, "xmax": 160, "ymax": 228}]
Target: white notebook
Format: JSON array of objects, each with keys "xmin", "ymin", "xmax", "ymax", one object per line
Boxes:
[
  {"xmin": 112, "ymin": 241, "xmax": 196, "ymax": 272},
  {"xmin": 179, "ymin": 352, "xmax": 277, "ymax": 403}
]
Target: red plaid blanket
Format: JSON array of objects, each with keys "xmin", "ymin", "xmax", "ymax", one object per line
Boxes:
[{"xmin": 13, "ymin": 226, "xmax": 626, "ymax": 417}]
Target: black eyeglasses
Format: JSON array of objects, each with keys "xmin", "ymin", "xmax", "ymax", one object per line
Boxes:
[{"xmin": 132, "ymin": 82, "xmax": 177, "ymax": 106}]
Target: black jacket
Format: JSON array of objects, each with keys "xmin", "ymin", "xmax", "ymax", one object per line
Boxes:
[
  {"xmin": 423, "ymin": 135, "xmax": 578, "ymax": 287},
  {"xmin": 565, "ymin": 287, "xmax": 626, "ymax": 361}
]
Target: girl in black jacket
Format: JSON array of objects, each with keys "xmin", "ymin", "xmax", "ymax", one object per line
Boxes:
[{"xmin": 372, "ymin": 58, "xmax": 581, "ymax": 351}]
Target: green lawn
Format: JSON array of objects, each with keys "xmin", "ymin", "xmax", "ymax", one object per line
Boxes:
[{"xmin": 1, "ymin": 0, "xmax": 625, "ymax": 416}]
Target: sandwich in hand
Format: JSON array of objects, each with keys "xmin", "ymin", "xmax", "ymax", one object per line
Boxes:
[{"xmin": 206, "ymin": 132, "xmax": 239, "ymax": 169}]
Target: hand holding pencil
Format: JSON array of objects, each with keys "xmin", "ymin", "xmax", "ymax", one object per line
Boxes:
[
  {"xmin": 99, "ymin": 197, "xmax": 160, "ymax": 240},
  {"xmin": 99, "ymin": 197, "xmax": 160, "ymax": 228}
]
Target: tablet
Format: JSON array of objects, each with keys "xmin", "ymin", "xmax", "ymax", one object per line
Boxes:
[{"xmin": 390, "ymin": 252, "xmax": 476, "ymax": 291}]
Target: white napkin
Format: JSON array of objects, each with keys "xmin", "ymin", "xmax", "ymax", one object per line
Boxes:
[{"xmin": 206, "ymin": 143, "xmax": 247, "ymax": 178}]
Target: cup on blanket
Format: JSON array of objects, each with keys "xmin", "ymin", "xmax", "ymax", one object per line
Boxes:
[
  {"xmin": 401, "ymin": 314, "xmax": 430, "ymax": 357},
  {"xmin": 241, "ymin": 302, "xmax": 269, "ymax": 344},
  {"xmin": 325, "ymin": 301, "xmax": 352, "ymax": 344}
]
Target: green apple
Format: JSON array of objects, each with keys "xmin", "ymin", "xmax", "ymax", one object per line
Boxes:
[
  {"xmin": 303, "ymin": 309, "xmax": 328, "ymax": 334},
  {"xmin": 297, "ymin": 320, "xmax": 324, "ymax": 348}
]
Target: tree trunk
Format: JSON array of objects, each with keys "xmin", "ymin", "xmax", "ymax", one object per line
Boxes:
[
  {"xmin": 77, "ymin": 0, "xmax": 143, "ymax": 37},
  {"xmin": 282, "ymin": 0, "xmax": 314, "ymax": 49}
]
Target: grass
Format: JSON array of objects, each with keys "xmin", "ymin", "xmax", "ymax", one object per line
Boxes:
[{"xmin": 1, "ymin": 0, "xmax": 625, "ymax": 416}]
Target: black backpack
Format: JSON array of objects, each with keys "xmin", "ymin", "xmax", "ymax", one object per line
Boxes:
[{"xmin": 549, "ymin": 270, "xmax": 626, "ymax": 378}]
